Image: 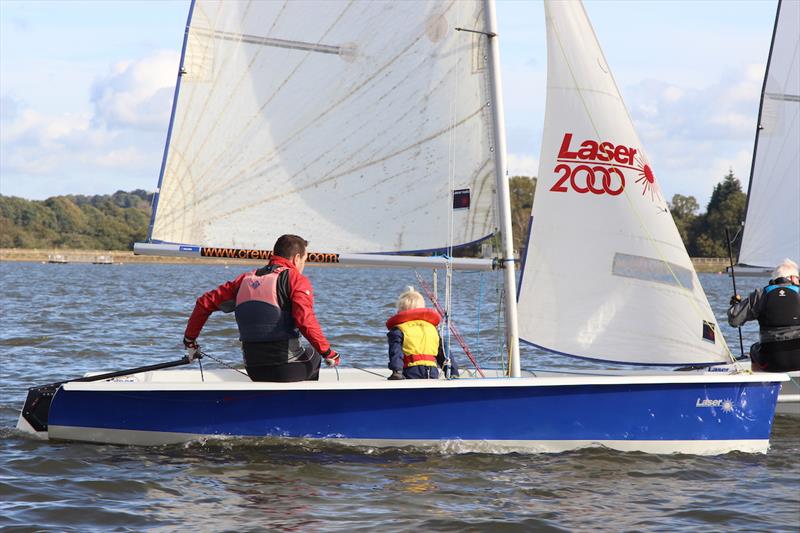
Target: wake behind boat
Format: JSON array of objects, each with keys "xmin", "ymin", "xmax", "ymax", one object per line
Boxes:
[{"xmin": 16, "ymin": 0, "xmax": 787, "ymax": 453}]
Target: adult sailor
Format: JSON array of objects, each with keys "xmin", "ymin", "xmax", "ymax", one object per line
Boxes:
[
  {"xmin": 182, "ymin": 234, "xmax": 340, "ymax": 382},
  {"xmin": 728, "ymin": 258, "xmax": 800, "ymax": 372}
]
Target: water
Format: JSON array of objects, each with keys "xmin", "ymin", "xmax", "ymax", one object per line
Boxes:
[{"xmin": 1, "ymin": 262, "xmax": 798, "ymax": 531}]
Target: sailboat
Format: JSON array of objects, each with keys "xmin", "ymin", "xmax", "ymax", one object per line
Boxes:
[
  {"xmin": 736, "ymin": 0, "xmax": 800, "ymax": 276},
  {"xmin": 732, "ymin": 0, "xmax": 800, "ymax": 416},
  {"xmin": 17, "ymin": 0, "xmax": 785, "ymax": 453}
]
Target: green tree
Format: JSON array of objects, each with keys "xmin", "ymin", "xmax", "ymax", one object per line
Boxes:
[
  {"xmin": 690, "ymin": 170, "xmax": 746, "ymax": 257},
  {"xmin": 0, "ymin": 191, "xmax": 153, "ymax": 250},
  {"xmin": 669, "ymin": 193, "xmax": 699, "ymax": 247},
  {"xmin": 509, "ymin": 175, "xmax": 536, "ymax": 255}
]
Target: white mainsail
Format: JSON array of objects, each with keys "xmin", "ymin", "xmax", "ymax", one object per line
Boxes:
[
  {"xmin": 148, "ymin": 0, "xmax": 498, "ymax": 254},
  {"xmin": 516, "ymin": 0, "xmax": 730, "ymax": 366},
  {"xmin": 738, "ymin": 0, "xmax": 800, "ymax": 269}
]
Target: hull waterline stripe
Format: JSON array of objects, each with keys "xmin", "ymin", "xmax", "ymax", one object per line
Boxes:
[{"xmin": 45, "ymin": 426, "xmax": 770, "ymax": 455}]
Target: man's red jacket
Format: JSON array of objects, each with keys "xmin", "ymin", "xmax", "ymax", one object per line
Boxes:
[{"xmin": 184, "ymin": 255, "xmax": 331, "ymax": 354}]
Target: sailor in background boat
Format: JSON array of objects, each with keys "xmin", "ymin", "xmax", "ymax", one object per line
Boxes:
[
  {"xmin": 182, "ymin": 234, "xmax": 340, "ymax": 382},
  {"xmin": 386, "ymin": 286, "xmax": 458, "ymax": 380},
  {"xmin": 728, "ymin": 258, "xmax": 800, "ymax": 372}
]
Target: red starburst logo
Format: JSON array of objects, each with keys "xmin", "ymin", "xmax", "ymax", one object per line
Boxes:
[{"xmin": 633, "ymin": 154, "xmax": 661, "ymax": 202}]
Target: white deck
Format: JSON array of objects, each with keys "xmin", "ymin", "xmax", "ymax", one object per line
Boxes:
[{"xmin": 67, "ymin": 366, "xmax": 788, "ymax": 392}]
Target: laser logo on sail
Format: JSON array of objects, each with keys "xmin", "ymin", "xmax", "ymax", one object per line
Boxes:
[{"xmin": 549, "ymin": 132, "xmax": 632, "ymax": 195}]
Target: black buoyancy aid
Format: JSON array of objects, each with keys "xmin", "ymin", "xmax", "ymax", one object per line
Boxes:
[
  {"xmin": 234, "ymin": 265, "xmax": 299, "ymax": 342},
  {"xmin": 758, "ymin": 284, "xmax": 800, "ymax": 329}
]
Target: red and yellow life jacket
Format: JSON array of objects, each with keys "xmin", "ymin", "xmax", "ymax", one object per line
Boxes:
[{"xmin": 386, "ymin": 308, "xmax": 441, "ymax": 368}]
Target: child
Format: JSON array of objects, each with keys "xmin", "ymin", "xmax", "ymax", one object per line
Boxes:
[{"xmin": 385, "ymin": 286, "xmax": 457, "ymax": 379}]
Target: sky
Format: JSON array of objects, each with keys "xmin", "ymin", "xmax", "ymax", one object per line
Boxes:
[{"xmin": 0, "ymin": 0, "xmax": 778, "ymax": 207}]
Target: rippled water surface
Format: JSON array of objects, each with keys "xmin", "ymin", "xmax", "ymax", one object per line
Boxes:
[{"xmin": 1, "ymin": 262, "xmax": 798, "ymax": 531}]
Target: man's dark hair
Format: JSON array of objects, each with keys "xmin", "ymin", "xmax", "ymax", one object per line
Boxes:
[{"xmin": 273, "ymin": 234, "xmax": 308, "ymax": 259}]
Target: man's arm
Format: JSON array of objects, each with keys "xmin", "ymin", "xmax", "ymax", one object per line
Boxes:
[
  {"xmin": 288, "ymin": 270, "xmax": 331, "ymax": 354},
  {"xmin": 727, "ymin": 288, "xmax": 762, "ymax": 328},
  {"xmin": 184, "ymin": 273, "xmax": 246, "ymax": 339}
]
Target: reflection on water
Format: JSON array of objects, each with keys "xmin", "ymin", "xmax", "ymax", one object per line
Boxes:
[{"xmin": 0, "ymin": 263, "xmax": 798, "ymax": 531}]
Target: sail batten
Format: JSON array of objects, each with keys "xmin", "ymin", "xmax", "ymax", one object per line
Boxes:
[
  {"xmin": 149, "ymin": 0, "xmax": 498, "ymax": 254},
  {"xmin": 517, "ymin": 1, "xmax": 730, "ymax": 366}
]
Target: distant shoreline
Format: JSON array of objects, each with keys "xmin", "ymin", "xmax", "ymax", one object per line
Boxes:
[{"xmin": 0, "ymin": 248, "xmax": 731, "ymax": 272}]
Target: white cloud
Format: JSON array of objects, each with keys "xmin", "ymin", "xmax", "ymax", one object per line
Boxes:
[
  {"xmin": 93, "ymin": 146, "xmax": 149, "ymax": 168},
  {"xmin": 90, "ymin": 50, "xmax": 179, "ymax": 130},
  {"xmin": 709, "ymin": 112, "xmax": 753, "ymax": 132},
  {"xmin": 1, "ymin": 50, "xmax": 177, "ymax": 198},
  {"xmin": 507, "ymin": 153, "xmax": 538, "ymax": 178},
  {"xmin": 663, "ymin": 86, "xmax": 684, "ymax": 103},
  {"xmin": 622, "ymin": 63, "xmax": 763, "ymax": 204},
  {"xmin": 0, "ymin": 94, "xmax": 22, "ymax": 121}
]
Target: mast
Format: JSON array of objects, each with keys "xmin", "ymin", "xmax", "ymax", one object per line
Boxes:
[
  {"xmin": 484, "ymin": 0, "xmax": 521, "ymax": 377},
  {"xmin": 147, "ymin": 0, "xmax": 196, "ymax": 242}
]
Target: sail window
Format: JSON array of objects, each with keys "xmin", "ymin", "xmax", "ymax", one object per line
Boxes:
[
  {"xmin": 453, "ymin": 189, "xmax": 471, "ymax": 210},
  {"xmin": 611, "ymin": 253, "xmax": 694, "ymax": 290},
  {"xmin": 702, "ymin": 321, "xmax": 716, "ymax": 343}
]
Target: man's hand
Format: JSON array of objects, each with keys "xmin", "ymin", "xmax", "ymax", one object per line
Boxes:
[
  {"xmin": 729, "ymin": 294, "xmax": 742, "ymax": 306},
  {"xmin": 183, "ymin": 336, "xmax": 200, "ymax": 362},
  {"xmin": 323, "ymin": 349, "xmax": 340, "ymax": 367}
]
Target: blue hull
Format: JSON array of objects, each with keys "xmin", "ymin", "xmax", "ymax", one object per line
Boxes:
[{"xmin": 45, "ymin": 377, "xmax": 782, "ymax": 452}]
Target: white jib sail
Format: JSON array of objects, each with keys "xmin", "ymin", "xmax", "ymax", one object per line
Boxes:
[
  {"xmin": 149, "ymin": 0, "xmax": 498, "ymax": 253},
  {"xmin": 739, "ymin": 0, "xmax": 800, "ymax": 269},
  {"xmin": 516, "ymin": 0, "xmax": 731, "ymax": 366}
]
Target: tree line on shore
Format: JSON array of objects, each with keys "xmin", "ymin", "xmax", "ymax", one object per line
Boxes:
[
  {"xmin": 0, "ymin": 190, "xmax": 152, "ymax": 250},
  {"xmin": 0, "ymin": 172, "xmax": 746, "ymax": 257}
]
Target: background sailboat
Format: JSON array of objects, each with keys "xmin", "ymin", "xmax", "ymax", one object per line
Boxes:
[
  {"xmin": 17, "ymin": 0, "xmax": 786, "ymax": 454},
  {"xmin": 737, "ymin": 0, "xmax": 800, "ymax": 274}
]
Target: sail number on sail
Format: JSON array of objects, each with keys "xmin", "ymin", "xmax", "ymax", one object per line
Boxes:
[{"xmin": 549, "ymin": 132, "xmax": 639, "ymax": 195}]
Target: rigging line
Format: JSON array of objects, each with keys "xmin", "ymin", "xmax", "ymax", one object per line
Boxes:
[
  {"xmin": 349, "ymin": 364, "xmax": 385, "ymax": 378},
  {"xmin": 729, "ymin": 224, "xmax": 743, "ymax": 247},
  {"xmin": 497, "ymin": 271, "xmax": 506, "ymax": 373},
  {"xmin": 725, "ymin": 228, "xmax": 746, "ymax": 360},
  {"xmin": 551, "ymin": 6, "xmax": 737, "ymax": 364},
  {"xmin": 476, "ymin": 271, "xmax": 484, "ymax": 349},
  {"xmin": 198, "ymin": 350, "xmax": 251, "ymax": 378},
  {"xmin": 443, "ymin": 12, "xmax": 464, "ymax": 365},
  {"xmin": 415, "ymin": 271, "xmax": 486, "ymax": 377}
]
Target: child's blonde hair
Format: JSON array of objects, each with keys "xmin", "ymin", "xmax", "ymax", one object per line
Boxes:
[{"xmin": 397, "ymin": 286, "xmax": 425, "ymax": 312}]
